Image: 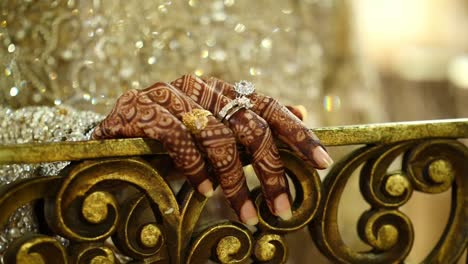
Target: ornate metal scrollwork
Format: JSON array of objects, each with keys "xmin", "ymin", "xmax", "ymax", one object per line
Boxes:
[
  {"xmin": 186, "ymin": 221, "xmax": 254, "ymax": 263},
  {"xmin": 253, "ymin": 232, "xmax": 288, "ymax": 263},
  {"xmin": 112, "ymin": 193, "xmax": 167, "ymax": 260},
  {"xmin": 255, "ymin": 149, "xmax": 322, "ymax": 233},
  {"xmin": 183, "ymin": 148, "xmax": 319, "ymax": 263},
  {"xmin": 0, "ymin": 147, "xmax": 320, "ymax": 263},
  {"xmin": 44, "ymin": 157, "xmax": 182, "ymax": 263},
  {"xmin": 3, "ymin": 234, "xmax": 68, "ymax": 264},
  {"xmin": 310, "ymin": 139, "xmax": 467, "ymax": 264},
  {"xmin": 403, "ymin": 140, "xmax": 467, "ymax": 263},
  {"xmin": 69, "ymin": 243, "xmax": 117, "ymax": 264},
  {"xmin": 0, "ymin": 120, "xmax": 467, "ymax": 263}
]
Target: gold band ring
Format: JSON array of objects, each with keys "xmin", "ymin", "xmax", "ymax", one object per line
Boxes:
[{"xmin": 182, "ymin": 109, "xmax": 213, "ymax": 134}]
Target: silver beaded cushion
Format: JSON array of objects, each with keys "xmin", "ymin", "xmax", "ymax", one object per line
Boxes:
[{"xmin": 0, "ymin": 106, "xmax": 103, "ymax": 259}]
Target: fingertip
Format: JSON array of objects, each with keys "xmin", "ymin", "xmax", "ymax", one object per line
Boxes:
[
  {"xmin": 278, "ymin": 209, "xmax": 293, "ymax": 221},
  {"xmin": 197, "ymin": 179, "xmax": 214, "ymax": 198},
  {"xmin": 204, "ymin": 189, "xmax": 214, "ymax": 198},
  {"xmin": 286, "ymin": 105, "xmax": 306, "ymax": 121},
  {"xmin": 245, "ymin": 217, "xmax": 259, "ymax": 226},
  {"xmin": 294, "ymin": 105, "xmax": 308, "ymax": 121},
  {"xmin": 240, "ymin": 200, "xmax": 259, "ymax": 226},
  {"xmin": 312, "ymin": 146, "xmax": 334, "ymax": 169},
  {"xmin": 274, "ymin": 193, "xmax": 293, "ymax": 220}
]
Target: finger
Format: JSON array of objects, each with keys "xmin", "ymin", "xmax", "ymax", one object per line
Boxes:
[
  {"xmin": 286, "ymin": 105, "xmax": 307, "ymax": 121},
  {"xmin": 228, "ymin": 108, "xmax": 292, "ymax": 220},
  {"xmin": 172, "ymin": 75, "xmax": 292, "ymax": 220},
  {"xmin": 91, "ymin": 89, "xmax": 212, "ymax": 196},
  {"xmin": 139, "ymin": 82, "xmax": 258, "ymax": 225},
  {"xmin": 206, "ymin": 77, "xmax": 333, "ymax": 169},
  {"xmin": 200, "ymin": 116, "xmax": 258, "ymax": 225}
]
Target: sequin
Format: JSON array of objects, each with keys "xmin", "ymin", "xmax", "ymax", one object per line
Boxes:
[
  {"xmin": 147, "ymin": 56, "xmax": 157, "ymax": 65},
  {"xmin": 135, "ymin": 41, "xmax": 144, "ymax": 49},
  {"xmin": 234, "ymin": 23, "xmax": 246, "ymax": 33},
  {"xmin": 7, "ymin": 44, "xmax": 15, "ymax": 53},
  {"xmin": 9, "ymin": 87, "xmax": 18, "ymax": 96},
  {"xmin": 4, "ymin": 68, "xmax": 11, "ymax": 77}
]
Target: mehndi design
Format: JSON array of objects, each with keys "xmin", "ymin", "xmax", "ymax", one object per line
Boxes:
[
  {"xmin": 91, "ymin": 89, "xmax": 211, "ymax": 190},
  {"xmin": 171, "ymin": 75, "xmax": 292, "ymax": 220},
  {"xmin": 205, "ymin": 76, "xmax": 333, "ymax": 169},
  {"xmin": 93, "ymin": 83, "xmax": 258, "ymax": 225},
  {"xmin": 93, "ymin": 75, "xmax": 333, "ymax": 226}
]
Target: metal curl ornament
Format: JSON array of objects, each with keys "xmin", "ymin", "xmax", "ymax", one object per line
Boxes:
[
  {"xmin": 185, "ymin": 221, "xmax": 254, "ymax": 264},
  {"xmin": 254, "ymin": 148, "xmax": 322, "ymax": 233},
  {"xmin": 112, "ymin": 193, "xmax": 167, "ymax": 260},
  {"xmin": 310, "ymin": 144, "xmax": 415, "ymax": 263}
]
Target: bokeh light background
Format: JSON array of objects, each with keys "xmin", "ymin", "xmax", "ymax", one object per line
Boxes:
[{"xmin": 1, "ymin": 0, "xmax": 467, "ymax": 263}]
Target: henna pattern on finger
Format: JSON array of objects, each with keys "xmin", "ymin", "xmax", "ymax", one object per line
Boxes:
[
  {"xmin": 228, "ymin": 109, "xmax": 288, "ymax": 207},
  {"xmin": 199, "ymin": 117, "xmax": 250, "ymax": 212},
  {"xmin": 206, "ymin": 77, "xmax": 328, "ymax": 169},
  {"xmin": 92, "ymin": 89, "xmax": 209, "ymax": 187},
  {"xmin": 172, "ymin": 75, "xmax": 290, "ymax": 213},
  {"xmin": 129, "ymin": 83, "xmax": 251, "ymax": 214}
]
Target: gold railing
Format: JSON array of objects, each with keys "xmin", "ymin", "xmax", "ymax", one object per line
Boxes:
[{"xmin": 0, "ymin": 119, "xmax": 467, "ymax": 263}]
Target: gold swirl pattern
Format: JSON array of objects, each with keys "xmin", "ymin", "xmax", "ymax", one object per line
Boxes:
[
  {"xmin": 310, "ymin": 139, "xmax": 467, "ymax": 263},
  {"xmin": 403, "ymin": 140, "xmax": 467, "ymax": 262},
  {"xmin": 112, "ymin": 194, "xmax": 167, "ymax": 260},
  {"xmin": 140, "ymin": 223, "xmax": 163, "ymax": 248},
  {"xmin": 360, "ymin": 142, "xmax": 415, "ymax": 208},
  {"xmin": 81, "ymin": 191, "xmax": 117, "ymax": 224},
  {"xmin": 253, "ymin": 233, "xmax": 288, "ymax": 263},
  {"xmin": 186, "ymin": 221, "xmax": 253, "ymax": 264},
  {"xmin": 310, "ymin": 144, "xmax": 416, "ymax": 263},
  {"xmin": 216, "ymin": 236, "xmax": 242, "ymax": 263},
  {"xmin": 255, "ymin": 149, "xmax": 322, "ymax": 232},
  {"xmin": 357, "ymin": 209, "xmax": 412, "ymax": 251},
  {"xmin": 3, "ymin": 234, "xmax": 67, "ymax": 264},
  {"xmin": 384, "ymin": 173, "xmax": 410, "ymax": 197},
  {"xmin": 0, "ymin": 120, "xmax": 467, "ymax": 263},
  {"xmin": 70, "ymin": 243, "xmax": 116, "ymax": 264}
]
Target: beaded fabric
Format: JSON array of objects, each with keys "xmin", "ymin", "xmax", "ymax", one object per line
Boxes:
[{"xmin": 0, "ymin": 106, "xmax": 102, "ymax": 260}]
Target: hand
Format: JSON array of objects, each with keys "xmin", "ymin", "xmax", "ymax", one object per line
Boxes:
[{"xmin": 92, "ymin": 75, "xmax": 333, "ymax": 226}]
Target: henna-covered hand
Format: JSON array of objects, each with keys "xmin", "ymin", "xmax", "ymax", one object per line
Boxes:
[
  {"xmin": 92, "ymin": 83, "xmax": 257, "ymax": 224},
  {"xmin": 171, "ymin": 75, "xmax": 333, "ymax": 221},
  {"xmin": 93, "ymin": 75, "xmax": 333, "ymax": 226},
  {"xmin": 172, "ymin": 76, "xmax": 290, "ymax": 221}
]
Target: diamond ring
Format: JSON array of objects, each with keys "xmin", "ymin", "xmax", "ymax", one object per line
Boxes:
[
  {"xmin": 217, "ymin": 81, "xmax": 255, "ymax": 122},
  {"xmin": 234, "ymin": 80, "xmax": 255, "ymax": 97}
]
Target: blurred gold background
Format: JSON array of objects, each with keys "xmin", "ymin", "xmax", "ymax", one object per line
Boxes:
[{"xmin": 1, "ymin": 0, "xmax": 467, "ymax": 263}]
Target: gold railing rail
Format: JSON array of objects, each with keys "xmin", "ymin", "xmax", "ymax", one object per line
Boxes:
[
  {"xmin": 1, "ymin": 118, "xmax": 467, "ymax": 165},
  {"xmin": 0, "ymin": 118, "xmax": 467, "ymax": 264}
]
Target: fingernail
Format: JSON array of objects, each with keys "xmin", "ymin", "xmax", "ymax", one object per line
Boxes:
[
  {"xmin": 274, "ymin": 193, "xmax": 292, "ymax": 220},
  {"xmin": 313, "ymin": 146, "xmax": 334, "ymax": 169},
  {"xmin": 245, "ymin": 217, "xmax": 259, "ymax": 226},
  {"xmin": 240, "ymin": 200, "xmax": 258, "ymax": 226},
  {"xmin": 197, "ymin": 179, "xmax": 214, "ymax": 198}
]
